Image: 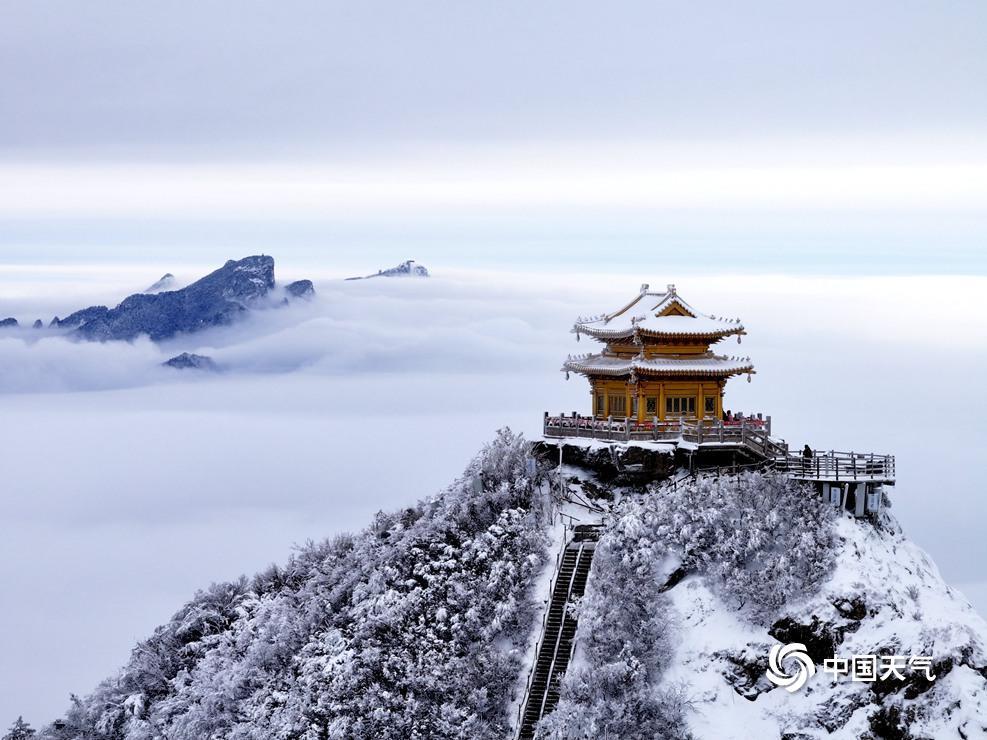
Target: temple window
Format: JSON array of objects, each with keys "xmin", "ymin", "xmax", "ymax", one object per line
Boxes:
[
  {"xmin": 666, "ymin": 396, "xmax": 696, "ymax": 416},
  {"xmin": 646, "ymin": 396, "xmax": 658, "ymax": 415},
  {"xmin": 705, "ymin": 397, "xmax": 716, "ymax": 415},
  {"xmin": 595, "ymin": 394, "xmax": 605, "ymax": 415},
  {"xmin": 608, "ymin": 394, "xmax": 627, "ymax": 417}
]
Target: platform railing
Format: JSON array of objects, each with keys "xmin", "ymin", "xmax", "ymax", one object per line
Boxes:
[
  {"xmin": 543, "ymin": 411, "xmax": 777, "ymax": 446},
  {"xmin": 773, "ymin": 450, "xmax": 895, "ymax": 482}
]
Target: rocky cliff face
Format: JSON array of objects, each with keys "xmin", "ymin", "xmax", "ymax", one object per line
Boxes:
[{"xmin": 50, "ymin": 256, "xmax": 312, "ymax": 342}]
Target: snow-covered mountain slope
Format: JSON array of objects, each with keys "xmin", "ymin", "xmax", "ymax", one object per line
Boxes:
[
  {"xmin": 38, "ymin": 431, "xmax": 552, "ymax": 740},
  {"xmin": 31, "ymin": 437, "xmax": 987, "ymax": 740},
  {"xmin": 665, "ymin": 513, "xmax": 987, "ymax": 739},
  {"xmin": 540, "ymin": 470, "xmax": 987, "ymax": 740}
]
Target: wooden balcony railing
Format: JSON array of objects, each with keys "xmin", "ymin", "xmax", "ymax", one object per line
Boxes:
[{"xmin": 542, "ymin": 411, "xmax": 784, "ymax": 456}]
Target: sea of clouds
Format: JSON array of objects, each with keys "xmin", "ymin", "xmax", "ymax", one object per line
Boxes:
[{"xmin": 1, "ymin": 264, "xmax": 985, "ymax": 725}]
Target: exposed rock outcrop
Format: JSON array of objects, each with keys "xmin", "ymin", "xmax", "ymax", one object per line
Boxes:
[
  {"xmin": 285, "ymin": 279, "xmax": 315, "ymax": 299},
  {"xmin": 162, "ymin": 353, "xmax": 218, "ymax": 371}
]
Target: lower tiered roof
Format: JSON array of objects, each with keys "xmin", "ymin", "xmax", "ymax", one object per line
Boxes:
[{"xmin": 563, "ymin": 351, "xmax": 754, "ymax": 378}]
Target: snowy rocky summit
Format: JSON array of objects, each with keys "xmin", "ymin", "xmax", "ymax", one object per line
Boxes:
[
  {"xmin": 31, "ymin": 433, "xmax": 987, "ymax": 739},
  {"xmin": 162, "ymin": 353, "xmax": 218, "ymax": 371},
  {"xmin": 346, "ymin": 259, "xmax": 430, "ymax": 280},
  {"xmin": 48, "ymin": 256, "xmax": 315, "ymax": 342},
  {"xmin": 143, "ymin": 273, "xmax": 177, "ymax": 294}
]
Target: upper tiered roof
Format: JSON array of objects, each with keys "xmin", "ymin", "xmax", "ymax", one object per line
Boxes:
[{"xmin": 573, "ymin": 284, "xmax": 745, "ymax": 342}]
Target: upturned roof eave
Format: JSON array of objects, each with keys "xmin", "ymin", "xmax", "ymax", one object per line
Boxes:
[
  {"xmin": 561, "ymin": 359, "xmax": 756, "ymax": 378},
  {"xmin": 572, "ymin": 323, "xmax": 745, "ymax": 340}
]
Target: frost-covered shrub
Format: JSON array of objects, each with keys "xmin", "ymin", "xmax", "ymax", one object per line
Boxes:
[
  {"xmin": 648, "ymin": 471, "xmax": 837, "ymax": 616},
  {"xmin": 43, "ymin": 429, "xmax": 551, "ymax": 740},
  {"xmin": 537, "ymin": 519, "xmax": 689, "ymax": 739}
]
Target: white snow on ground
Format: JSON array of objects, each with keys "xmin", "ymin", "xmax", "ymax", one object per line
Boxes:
[{"xmin": 660, "ymin": 511, "xmax": 987, "ymax": 739}]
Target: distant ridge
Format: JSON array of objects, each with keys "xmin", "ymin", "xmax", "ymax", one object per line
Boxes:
[
  {"xmin": 49, "ymin": 256, "xmax": 314, "ymax": 342},
  {"xmin": 346, "ymin": 259, "xmax": 429, "ymax": 280}
]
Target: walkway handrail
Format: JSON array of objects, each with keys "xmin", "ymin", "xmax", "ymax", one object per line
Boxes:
[
  {"xmin": 773, "ymin": 449, "xmax": 895, "ymax": 481},
  {"xmin": 536, "ymin": 542, "xmax": 586, "ymax": 723},
  {"xmin": 515, "ymin": 530, "xmax": 569, "ymax": 730}
]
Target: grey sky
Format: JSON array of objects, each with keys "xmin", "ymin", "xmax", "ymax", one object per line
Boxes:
[
  {"xmin": 3, "ymin": 0, "xmax": 987, "ymax": 158},
  {"xmin": 3, "ymin": 1, "xmax": 986, "ymax": 275}
]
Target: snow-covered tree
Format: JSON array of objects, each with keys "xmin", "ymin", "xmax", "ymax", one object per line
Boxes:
[
  {"xmin": 3, "ymin": 717, "xmax": 35, "ymax": 740},
  {"xmin": 42, "ymin": 429, "xmax": 552, "ymax": 740},
  {"xmin": 645, "ymin": 471, "xmax": 837, "ymax": 617}
]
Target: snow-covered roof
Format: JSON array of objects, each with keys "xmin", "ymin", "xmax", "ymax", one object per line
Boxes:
[
  {"xmin": 573, "ymin": 284, "xmax": 745, "ymax": 342},
  {"xmin": 563, "ymin": 352, "xmax": 754, "ymax": 378}
]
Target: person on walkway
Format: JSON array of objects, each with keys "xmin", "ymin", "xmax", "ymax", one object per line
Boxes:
[{"xmin": 801, "ymin": 444, "xmax": 813, "ymax": 474}]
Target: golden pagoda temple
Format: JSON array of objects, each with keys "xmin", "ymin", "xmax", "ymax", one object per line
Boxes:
[{"xmin": 563, "ymin": 283, "xmax": 754, "ymax": 422}]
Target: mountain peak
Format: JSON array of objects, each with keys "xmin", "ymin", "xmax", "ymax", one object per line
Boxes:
[
  {"xmin": 346, "ymin": 259, "xmax": 430, "ymax": 280},
  {"xmin": 51, "ymin": 256, "xmax": 289, "ymax": 342},
  {"xmin": 144, "ymin": 273, "xmax": 177, "ymax": 294}
]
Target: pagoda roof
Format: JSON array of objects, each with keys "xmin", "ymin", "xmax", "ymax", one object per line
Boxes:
[
  {"xmin": 563, "ymin": 351, "xmax": 754, "ymax": 378},
  {"xmin": 573, "ymin": 284, "xmax": 745, "ymax": 341}
]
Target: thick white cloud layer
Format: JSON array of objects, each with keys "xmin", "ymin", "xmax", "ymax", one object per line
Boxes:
[{"xmin": 1, "ymin": 267, "xmax": 985, "ymax": 725}]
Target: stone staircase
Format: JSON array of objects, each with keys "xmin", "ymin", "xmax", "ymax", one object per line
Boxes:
[{"xmin": 516, "ymin": 525, "xmax": 599, "ymax": 739}]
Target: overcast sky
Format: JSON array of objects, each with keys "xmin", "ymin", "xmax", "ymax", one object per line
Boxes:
[
  {"xmin": 3, "ymin": 0, "xmax": 987, "ymax": 156},
  {"xmin": 2, "ymin": 1, "xmax": 987, "ymax": 273},
  {"xmin": 2, "ymin": 0, "xmax": 987, "ymax": 728}
]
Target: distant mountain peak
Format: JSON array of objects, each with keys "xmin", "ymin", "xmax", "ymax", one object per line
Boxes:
[
  {"xmin": 50, "ymin": 255, "xmax": 307, "ymax": 342},
  {"xmin": 162, "ymin": 353, "xmax": 218, "ymax": 371},
  {"xmin": 145, "ymin": 273, "xmax": 177, "ymax": 294},
  {"xmin": 346, "ymin": 259, "xmax": 430, "ymax": 280}
]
